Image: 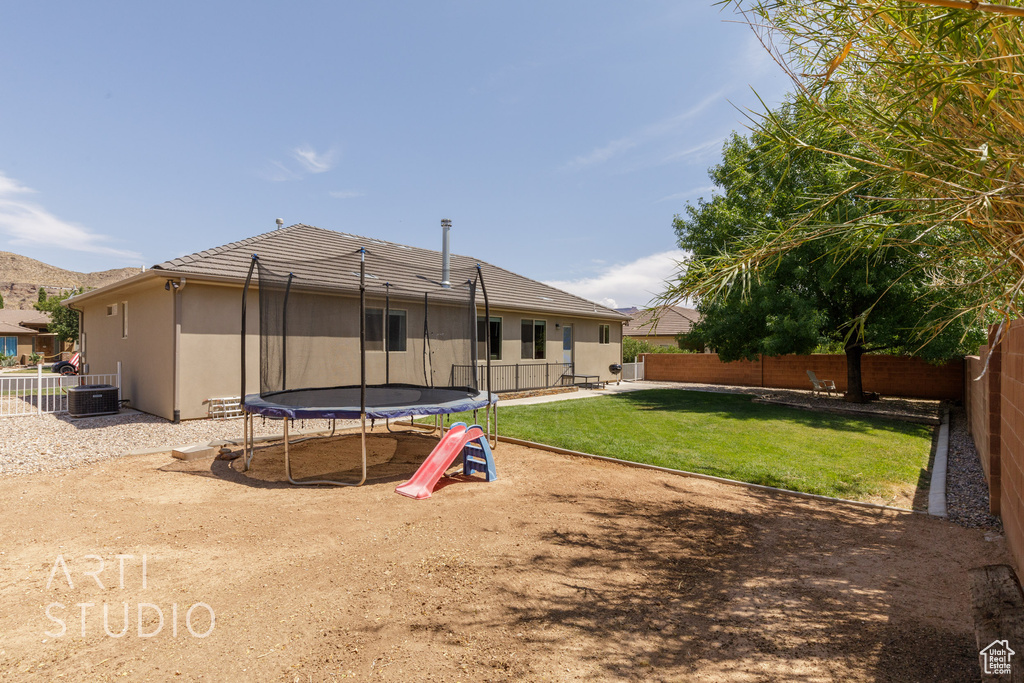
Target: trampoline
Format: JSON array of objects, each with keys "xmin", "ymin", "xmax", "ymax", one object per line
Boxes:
[
  {"xmin": 239, "ymin": 233, "xmax": 497, "ymax": 487},
  {"xmin": 244, "ymin": 385, "xmax": 494, "ymax": 421}
]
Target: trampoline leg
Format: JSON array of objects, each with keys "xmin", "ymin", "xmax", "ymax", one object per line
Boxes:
[
  {"xmin": 243, "ymin": 412, "xmax": 254, "ymax": 471},
  {"xmin": 490, "ymin": 403, "xmax": 498, "ymax": 450},
  {"xmin": 283, "ymin": 412, "xmax": 368, "ymax": 487}
]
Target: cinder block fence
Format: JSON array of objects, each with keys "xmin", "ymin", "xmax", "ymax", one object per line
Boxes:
[
  {"xmin": 966, "ymin": 321, "xmax": 1024, "ymax": 572},
  {"xmin": 641, "ymin": 353, "xmax": 964, "ymax": 400}
]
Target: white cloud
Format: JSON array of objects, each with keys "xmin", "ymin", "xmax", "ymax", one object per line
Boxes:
[
  {"xmin": 0, "ymin": 171, "xmax": 142, "ymax": 260},
  {"xmin": 545, "ymin": 249, "xmax": 688, "ymax": 310},
  {"xmin": 661, "ymin": 137, "xmax": 724, "ymax": 165},
  {"xmin": 259, "ymin": 145, "xmax": 339, "ymax": 182},
  {"xmin": 562, "ymin": 90, "xmax": 726, "ymax": 172},
  {"xmin": 329, "ymin": 189, "xmax": 365, "ymax": 199},
  {"xmin": 656, "ymin": 185, "xmax": 717, "ymax": 204},
  {"xmin": 259, "ymin": 161, "xmax": 303, "ymax": 183},
  {"xmin": 292, "ymin": 145, "xmax": 337, "ymax": 174}
]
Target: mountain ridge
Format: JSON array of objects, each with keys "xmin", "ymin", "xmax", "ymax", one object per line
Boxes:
[{"xmin": 0, "ymin": 251, "xmax": 142, "ymax": 309}]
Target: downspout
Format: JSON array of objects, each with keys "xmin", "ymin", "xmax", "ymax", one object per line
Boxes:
[
  {"xmin": 171, "ymin": 278, "xmax": 187, "ymax": 423},
  {"xmin": 66, "ymin": 301, "xmax": 83, "ymax": 367}
]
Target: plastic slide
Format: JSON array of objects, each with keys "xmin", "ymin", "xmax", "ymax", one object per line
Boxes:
[{"xmin": 395, "ymin": 424, "xmax": 485, "ymax": 499}]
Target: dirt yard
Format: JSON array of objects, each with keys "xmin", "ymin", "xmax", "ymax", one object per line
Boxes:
[{"xmin": 0, "ymin": 427, "xmax": 1010, "ymax": 681}]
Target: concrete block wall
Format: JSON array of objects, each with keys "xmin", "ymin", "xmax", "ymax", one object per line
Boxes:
[
  {"xmin": 1000, "ymin": 322, "xmax": 1024, "ymax": 567},
  {"xmin": 643, "ymin": 353, "xmax": 964, "ymax": 400},
  {"xmin": 761, "ymin": 355, "xmax": 848, "ymax": 391},
  {"xmin": 965, "ymin": 322, "xmax": 1024, "ymax": 572},
  {"xmin": 639, "ymin": 353, "xmax": 761, "ymax": 387}
]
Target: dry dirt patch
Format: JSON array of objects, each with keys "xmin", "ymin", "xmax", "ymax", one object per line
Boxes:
[{"xmin": 0, "ymin": 427, "xmax": 1009, "ymax": 681}]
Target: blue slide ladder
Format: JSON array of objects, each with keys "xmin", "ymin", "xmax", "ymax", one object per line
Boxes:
[{"xmin": 450, "ymin": 422, "xmax": 497, "ymax": 481}]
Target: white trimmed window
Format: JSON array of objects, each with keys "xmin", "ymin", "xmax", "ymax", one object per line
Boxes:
[
  {"xmin": 477, "ymin": 316, "xmax": 502, "ymax": 361},
  {"xmin": 521, "ymin": 319, "xmax": 546, "ymax": 360},
  {"xmin": 365, "ymin": 308, "xmax": 407, "ymax": 352}
]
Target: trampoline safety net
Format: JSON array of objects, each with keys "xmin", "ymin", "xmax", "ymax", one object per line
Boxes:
[{"xmin": 253, "ymin": 250, "xmax": 484, "ymax": 400}]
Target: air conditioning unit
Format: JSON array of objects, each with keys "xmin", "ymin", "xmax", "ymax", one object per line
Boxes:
[{"xmin": 67, "ymin": 384, "xmax": 120, "ymax": 417}]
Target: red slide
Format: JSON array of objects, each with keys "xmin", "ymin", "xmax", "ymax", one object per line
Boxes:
[{"xmin": 395, "ymin": 424, "xmax": 485, "ymax": 499}]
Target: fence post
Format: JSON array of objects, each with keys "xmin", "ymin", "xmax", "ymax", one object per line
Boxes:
[
  {"xmin": 37, "ymin": 363, "xmax": 42, "ymax": 417},
  {"xmin": 515, "ymin": 364, "xmax": 520, "ymax": 391},
  {"xmin": 546, "ymin": 363, "xmax": 550, "ymax": 388}
]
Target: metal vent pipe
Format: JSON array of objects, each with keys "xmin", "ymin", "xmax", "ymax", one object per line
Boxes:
[{"xmin": 441, "ymin": 219, "xmax": 451, "ymax": 288}]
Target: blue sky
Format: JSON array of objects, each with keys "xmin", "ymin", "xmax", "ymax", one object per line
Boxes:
[{"xmin": 0, "ymin": 1, "xmax": 789, "ymax": 309}]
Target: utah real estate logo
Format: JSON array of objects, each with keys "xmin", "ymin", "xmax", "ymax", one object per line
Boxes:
[{"xmin": 981, "ymin": 639, "xmax": 1015, "ymax": 676}]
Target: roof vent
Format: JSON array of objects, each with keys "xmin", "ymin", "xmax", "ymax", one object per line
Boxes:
[
  {"xmin": 275, "ymin": 218, "xmax": 284, "ymax": 229},
  {"xmin": 440, "ymin": 219, "xmax": 452, "ymax": 289}
]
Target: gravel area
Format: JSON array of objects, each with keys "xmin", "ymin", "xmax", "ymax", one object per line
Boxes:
[
  {"xmin": 0, "ymin": 410, "xmax": 357, "ymax": 476},
  {"xmin": 946, "ymin": 406, "xmax": 1003, "ymax": 532}
]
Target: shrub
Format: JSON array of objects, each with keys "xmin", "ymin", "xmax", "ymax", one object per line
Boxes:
[{"xmin": 623, "ymin": 337, "xmax": 687, "ymax": 363}]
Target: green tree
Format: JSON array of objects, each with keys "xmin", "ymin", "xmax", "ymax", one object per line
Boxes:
[
  {"xmin": 37, "ymin": 287, "xmax": 47, "ymax": 303},
  {"xmin": 668, "ymin": 99, "xmax": 983, "ymax": 401},
  {"xmin": 34, "ymin": 289, "xmax": 82, "ymax": 343},
  {"xmin": 0, "ymin": 291, "xmax": 4, "ymax": 309},
  {"xmin": 623, "ymin": 336, "xmax": 685, "ymax": 363},
  {"xmin": 704, "ymin": 1, "xmax": 1024, "ymax": 341}
]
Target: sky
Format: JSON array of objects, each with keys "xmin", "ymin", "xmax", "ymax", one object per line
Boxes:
[{"xmin": 0, "ymin": 1, "xmax": 790, "ymax": 310}]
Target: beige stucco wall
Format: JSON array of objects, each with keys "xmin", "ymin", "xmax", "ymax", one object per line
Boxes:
[
  {"xmin": 78, "ymin": 280, "xmax": 175, "ymax": 419},
  {"xmin": 624, "ymin": 334, "xmax": 678, "ymax": 348},
  {"xmin": 17, "ymin": 334, "xmax": 33, "ymax": 361},
  {"xmin": 485, "ymin": 309, "xmax": 623, "ymax": 382},
  {"xmin": 75, "ymin": 275, "xmax": 626, "ymax": 420},
  {"xmin": 179, "ymin": 282, "xmax": 260, "ymax": 420},
  {"xmin": 178, "ymin": 284, "xmax": 478, "ymax": 419}
]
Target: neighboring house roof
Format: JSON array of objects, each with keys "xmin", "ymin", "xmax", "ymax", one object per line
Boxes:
[
  {"xmin": 0, "ymin": 309, "xmax": 51, "ymax": 333},
  {"xmin": 623, "ymin": 306, "xmax": 700, "ymax": 337},
  {"xmin": 73, "ymin": 224, "xmax": 628, "ymax": 321},
  {"xmin": 0, "ymin": 322, "xmax": 37, "ymax": 335}
]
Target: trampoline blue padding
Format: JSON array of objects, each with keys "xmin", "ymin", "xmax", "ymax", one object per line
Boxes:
[{"xmin": 244, "ymin": 384, "xmax": 496, "ymax": 421}]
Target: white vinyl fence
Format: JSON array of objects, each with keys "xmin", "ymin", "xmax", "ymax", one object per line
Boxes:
[
  {"xmin": 0, "ymin": 363, "xmax": 121, "ymax": 418},
  {"xmin": 622, "ymin": 359, "xmax": 644, "ymax": 381}
]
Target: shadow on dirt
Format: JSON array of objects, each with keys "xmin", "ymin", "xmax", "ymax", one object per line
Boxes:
[
  {"xmin": 476, "ymin": 483, "xmax": 977, "ymax": 681},
  {"xmin": 160, "ymin": 429, "xmax": 456, "ymax": 491}
]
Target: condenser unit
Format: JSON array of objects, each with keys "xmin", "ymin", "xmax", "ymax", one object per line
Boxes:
[{"xmin": 67, "ymin": 384, "xmax": 120, "ymax": 417}]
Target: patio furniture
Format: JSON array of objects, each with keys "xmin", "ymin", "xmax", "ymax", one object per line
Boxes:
[{"xmin": 807, "ymin": 370, "xmax": 837, "ymax": 397}]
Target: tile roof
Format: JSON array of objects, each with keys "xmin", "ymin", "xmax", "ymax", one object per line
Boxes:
[
  {"xmin": 152, "ymin": 224, "xmax": 628, "ymax": 321},
  {"xmin": 0, "ymin": 321, "xmax": 37, "ymax": 334},
  {"xmin": 0, "ymin": 309, "xmax": 50, "ymax": 331},
  {"xmin": 623, "ymin": 306, "xmax": 700, "ymax": 336}
]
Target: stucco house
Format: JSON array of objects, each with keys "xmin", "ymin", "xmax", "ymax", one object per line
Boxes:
[
  {"xmin": 0, "ymin": 309, "xmax": 66, "ymax": 362},
  {"xmin": 65, "ymin": 224, "xmax": 628, "ymax": 421},
  {"xmin": 620, "ymin": 305, "xmax": 700, "ymax": 348}
]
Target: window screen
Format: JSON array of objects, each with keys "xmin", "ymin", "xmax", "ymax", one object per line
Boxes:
[
  {"xmin": 387, "ymin": 310, "xmax": 407, "ymax": 352},
  {"xmin": 521, "ymin": 319, "xmax": 546, "ymax": 359}
]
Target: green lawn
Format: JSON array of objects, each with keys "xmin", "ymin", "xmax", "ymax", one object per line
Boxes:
[
  {"xmin": 446, "ymin": 389, "xmax": 935, "ymax": 504},
  {"xmin": 0, "ymin": 387, "xmax": 66, "ymax": 397}
]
